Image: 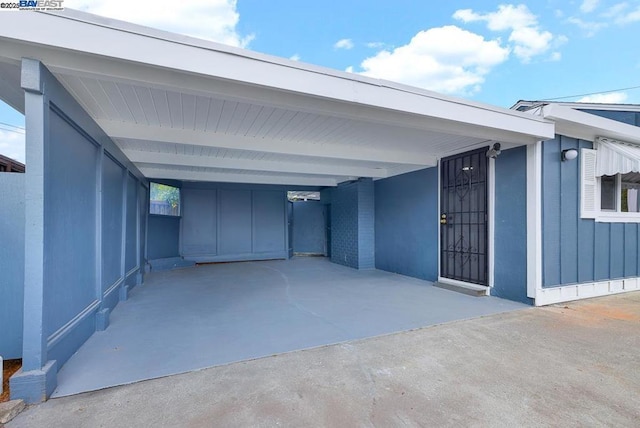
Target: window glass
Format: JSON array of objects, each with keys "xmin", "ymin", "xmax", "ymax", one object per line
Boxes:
[
  {"xmin": 600, "ymin": 175, "xmax": 616, "ymax": 211},
  {"xmin": 150, "ymin": 182, "xmax": 180, "ymax": 216},
  {"xmin": 621, "ymin": 172, "xmax": 640, "ymax": 213}
]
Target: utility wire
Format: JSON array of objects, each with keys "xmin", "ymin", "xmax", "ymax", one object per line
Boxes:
[
  {"xmin": 543, "ymin": 84, "xmax": 640, "ymax": 101},
  {"xmin": 0, "ymin": 121, "xmax": 24, "ymax": 130},
  {"xmin": 0, "ymin": 126, "xmax": 25, "ymax": 135}
]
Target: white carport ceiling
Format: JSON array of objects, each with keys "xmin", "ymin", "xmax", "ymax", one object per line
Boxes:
[{"xmin": 0, "ymin": 10, "xmax": 554, "ymax": 186}]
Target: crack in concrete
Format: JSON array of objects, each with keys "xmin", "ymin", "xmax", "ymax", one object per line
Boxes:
[{"xmin": 251, "ymin": 263, "xmax": 351, "ymax": 336}]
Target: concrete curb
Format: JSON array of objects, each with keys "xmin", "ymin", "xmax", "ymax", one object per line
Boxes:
[{"xmin": 0, "ymin": 400, "xmax": 25, "ymax": 424}]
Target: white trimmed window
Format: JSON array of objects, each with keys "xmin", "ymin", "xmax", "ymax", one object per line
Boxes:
[{"xmin": 581, "ymin": 140, "xmax": 640, "ymax": 222}]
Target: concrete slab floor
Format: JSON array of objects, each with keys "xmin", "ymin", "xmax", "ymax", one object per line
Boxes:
[
  {"xmin": 52, "ymin": 257, "xmax": 525, "ymax": 397},
  {"xmin": 9, "ymin": 292, "xmax": 640, "ymax": 427}
]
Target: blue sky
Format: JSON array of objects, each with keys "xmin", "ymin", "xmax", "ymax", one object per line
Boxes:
[{"xmin": 2, "ymin": 0, "xmax": 640, "ymax": 162}]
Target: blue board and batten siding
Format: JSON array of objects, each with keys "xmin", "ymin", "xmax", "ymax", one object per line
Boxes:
[
  {"xmin": 180, "ymin": 183, "xmax": 290, "ymax": 263},
  {"xmin": 11, "ymin": 59, "xmax": 148, "ymax": 403},
  {"xmin": 542, "ymin": 135, "xmax": 640, "ymax": 287},
  {"xmin": 541, "ymin": 107, "xmax": 640, "ymax": 288},
  {"xmin": 0, "ymin": 173, "xmax": 25, "ymax": 359}
]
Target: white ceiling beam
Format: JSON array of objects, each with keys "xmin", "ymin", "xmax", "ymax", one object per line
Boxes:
[
  {"xmin": 103, "ymin": 121, "xmax": 438, "ymax": 166},
  {"xmin": 124, "ymin": 150, "xmax": 392, "ymax": 178},
  {"xmin": 139, "ymin": 167, "xmax": 340, "ymax": 187}
]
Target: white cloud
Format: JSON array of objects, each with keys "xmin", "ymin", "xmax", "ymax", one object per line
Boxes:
[
  {"xmin": 0, "ymin": 129, "xmax": 25, "ymax": 163},
  {"xmin": 599, "ymin": 2, "xmax": 640, "ymax": 25},
  {"xmin": 454, "ymin": 4, "xmax": 560, "ymax": 63},
  {"xmin": 65, "ymin": 0, "xmax": 253, "ymax": 47},
  {"xmin": 454, "ymin": 5, "xmax": 537, "ymax": 31},
  {"xmin": 354, "ymin": 26, "xmax": 509, "ymax": 94},
  {"xmin": 549, "ymin": 51, "xmax": 562, "ymax": 61},
  {"xmin": 578, "ymin": 92, "xmax": 628, "ymax": 103},
  {"xmin": 567, "ymin": 17, "xmax": 607, "ymax": 36},
  {"xmin": 334, "ymin": 38, "xmax": 354, "ymax": 50},
  {"xmin": 366, "ymin": 42, "xmax": 385, "ymax": 49},
  {"xmin": 580, "ymin": 0, "xmax": 599, "ymax": 13},
  {"xmin": 289, "ymin": 54, "xmax": 301, "ymax": 61}
]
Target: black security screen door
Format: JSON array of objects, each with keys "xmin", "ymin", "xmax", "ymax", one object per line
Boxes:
[{"xmin": 440, "ymin": 148, "xmax": 489, "ymax": 286}]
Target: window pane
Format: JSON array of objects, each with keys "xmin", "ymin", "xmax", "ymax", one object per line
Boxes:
[
  {"xmin": 621, "ymin": 172, "xmax": 640, "ymax": 212},
  {"xmin": 600, "ymin": 175, "xmax": 616, "ymax": 211},
  {"xmin": 150, "ymin": 182, "xmax": 180, "ymax": 216}
]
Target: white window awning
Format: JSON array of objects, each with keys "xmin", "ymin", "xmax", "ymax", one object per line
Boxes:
[{"xmin": 595, "ymin": 137, "xmax": 640, "ymax": 177}]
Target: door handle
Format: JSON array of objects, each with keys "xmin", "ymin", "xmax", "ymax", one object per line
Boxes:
[{"xmin": 440, "ymin": 214, "xmax": 447, "ymax": 225}]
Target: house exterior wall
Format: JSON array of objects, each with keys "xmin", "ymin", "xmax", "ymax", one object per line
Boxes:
[
  {"xmin": 541, "ymin": 109, "xmax": 640, "ymax": 292},
  {"xmin": 11, "ymin": 59, "xmax": 147, "ymax": 403},
  {"xmin": 0, "ymin": 173, "xmax": 25, "ymax": 359},
  {"xmin": 292, "ymin": 201, "xmax": 326, "ymax": 254},
  {"xmin": 374, "ymin": 167, "xmax": 439, "ymax": 281},
  {"xmin": 493, "ymin": 147, "xmax": 531, "ymax": 304},
  {"xmin": 542, "ymin": 134, "xmax": 640, "ymax": 287},
  {"xmin": 579, "ymin": 109, "xmax": 640, "ymax": 126},
  {"xmin": 147, "ymin": 215, "xmax": 181, "ymax": 260},
  {"xmin": 179, "ymin": 183, "xmax": 288, "ymax": 263},
  {"xmin": 327, "ymin": 178, "xmax": 375, "ymax": 269}
]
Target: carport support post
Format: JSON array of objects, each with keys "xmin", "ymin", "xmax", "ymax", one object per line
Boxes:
[{"xmin": 10, "ymin": 58, "xmax": 57, "ymax": 403}]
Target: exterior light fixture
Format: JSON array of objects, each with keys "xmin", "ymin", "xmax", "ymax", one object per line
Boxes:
[
  {"xmin": 486, "ymin": 143, "xmax": 501, "ymax": 159},
  {"xmin": 561, "ymin": 148, "xmax": 578, "ymax": 161}
]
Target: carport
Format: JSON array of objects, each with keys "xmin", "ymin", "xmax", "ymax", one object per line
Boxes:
[{"xmin": 0, "ymin": 10, "xmax": 553, "ymax": 402}]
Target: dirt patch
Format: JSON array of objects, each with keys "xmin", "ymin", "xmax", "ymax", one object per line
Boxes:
[{"xmin": 1, "ymin": 359, "xmax": 22, "ymax": 403}]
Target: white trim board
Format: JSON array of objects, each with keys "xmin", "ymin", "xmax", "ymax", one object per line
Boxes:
[
  {"xmin": 526, "ymin": 142, "xmax": 543, "ymax": 298},
  {"xmin": 535, "ymin": 278, "xmax": 640, "ymax": 306}
]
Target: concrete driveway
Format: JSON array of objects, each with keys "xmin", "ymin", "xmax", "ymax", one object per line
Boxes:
[
  {"xmin": 51, "ymin": 257, "xmax": 524, "ymax": 397},
  {"xmin": 9, "ymin": 292, "xmax": 640, "ymax": 427}
]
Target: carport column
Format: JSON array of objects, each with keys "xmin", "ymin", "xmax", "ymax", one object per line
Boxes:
[
  {"xmin": 326, "ymin": 178, "xmax": 375, "ymax": 270},
  {"xmin": 10, "ymin": 58, "xmax": 58, "ymax": 403},
  {"xmin": 357, "ymin": 178, "xmax": 375, "ymax": 269}
]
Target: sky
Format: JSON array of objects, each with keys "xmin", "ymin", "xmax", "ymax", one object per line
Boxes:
[{"xmin": 2, "ymin": 0, "xmax": 640, "ymax": 162}]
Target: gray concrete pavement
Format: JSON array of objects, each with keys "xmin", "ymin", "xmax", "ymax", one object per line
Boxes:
[
  {"xmin": 9, "ymin": 292, "xmax": 640, "ymax": 427},
  {"xmin": 52, "ymin": 258, "xmax": 524, "ymax": 397}
]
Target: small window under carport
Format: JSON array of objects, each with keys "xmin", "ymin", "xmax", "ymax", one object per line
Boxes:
[{"xmin": 289, "ymin": 191, "xmax": 329, "ymax": 257}]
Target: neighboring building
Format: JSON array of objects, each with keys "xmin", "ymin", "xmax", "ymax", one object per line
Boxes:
[
  {"xmin": 0, "ymin": 153, "xmax": 24, "ymax": 172},
  {"xmin": 0, "ymin": 10, "xmax": 638, "ymax": 403}
]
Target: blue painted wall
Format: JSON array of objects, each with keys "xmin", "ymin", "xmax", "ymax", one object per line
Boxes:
[
  {"xmin": 292, "ymin": 201, "xmax": 326, "ymax": 254},
  {"xmin": 493, "ymin": 147, "xmax": 531, "ymax": 304},
  {"xmin": 327, "ymin": 178, "xmax": 375, "ymax": 269},
  {"xmin": 147, "ymin": 215, "xmax": 181, "ymax": 260},
  {"xmin": 542, "ymin": 134, "xmax": 640, "ymax": 287},
  {"xmin": 12, "ymin": 60, "xmax": 147, "ymax": 402},
  {"xmin": 0, "ymin": 173, "xmax": 25, "ymax": 359},
  {"xmin": 374, "ymin": 167, "xmax": 439, "ymax": 281},
  {"xmin": 101, "ymin": 154, "xmax": 124, "ymax": 301},
  {"xmin": 579, "ymin": 109, "xmax": 640, "ymax": 126},
  {"xmin": 44, "ymin": 109, "xmax": 99, "ymax": 348},
  {"xmin": 179, "ymin": 183, "xmax": 289, "ymax": 262}
]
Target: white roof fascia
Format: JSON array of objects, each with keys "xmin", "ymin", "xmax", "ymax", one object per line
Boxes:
[
  {"xmin": 542, "ymin": 104, "xmax": 640, "ymax": 145},
  {"xmin": 513, "ymin": 100, "xmax": 640, "ymax": 113},
  {"xmin": 0, "ymin": 10, "xmax": 554, "ymax": 143},
  {"xmin": 547, "ymin": 102, "xmax": 640, "ymax": 113}
]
